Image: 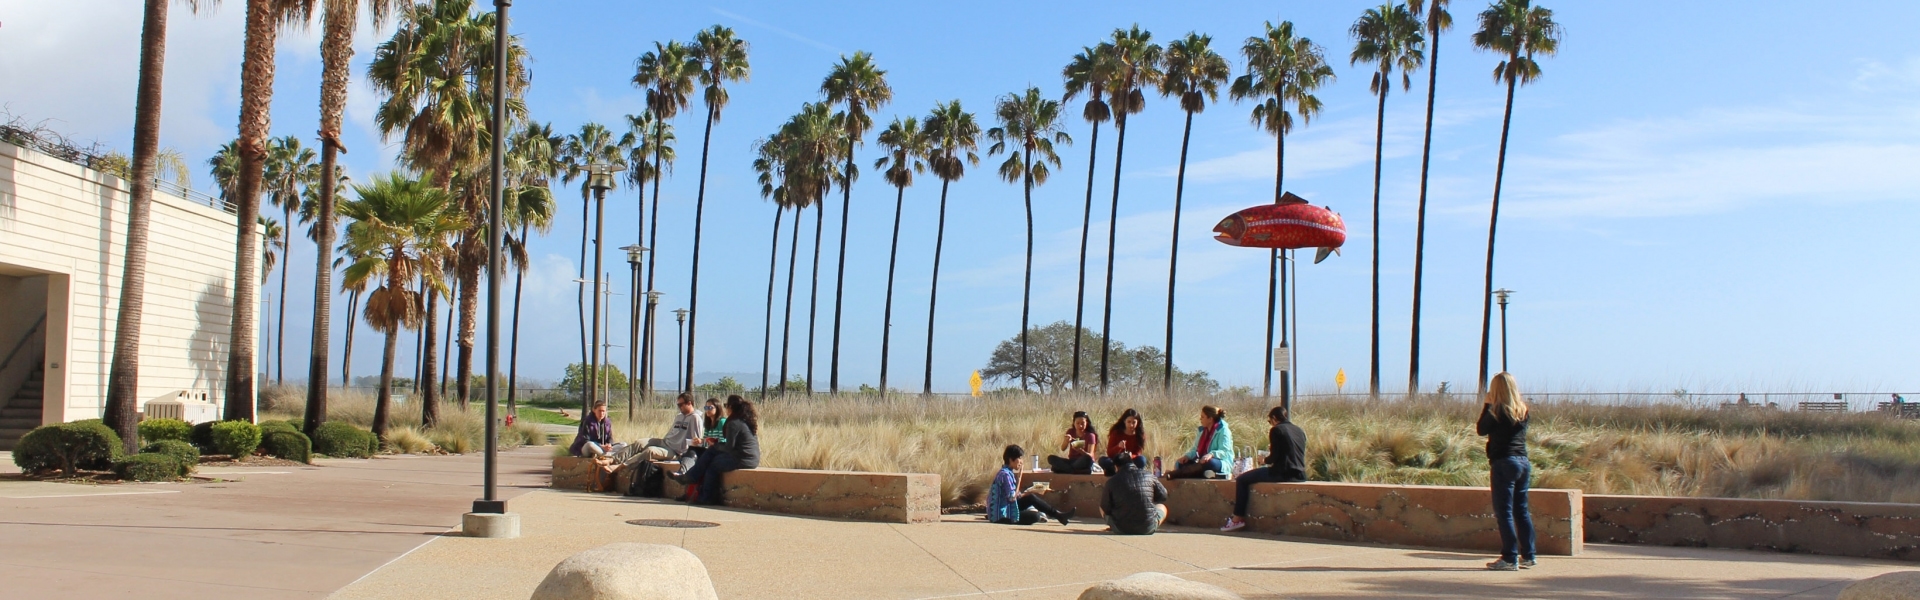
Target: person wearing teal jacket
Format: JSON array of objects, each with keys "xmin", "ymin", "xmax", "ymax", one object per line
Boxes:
[{"xmin": 1169, "ymin": 405, "xmax": 1234, "ymax": 479}]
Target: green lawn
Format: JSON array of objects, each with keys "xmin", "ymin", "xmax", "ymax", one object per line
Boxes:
[{"xmin": 514, "ymin": 408, "xmax": 579, "ymax": 427}]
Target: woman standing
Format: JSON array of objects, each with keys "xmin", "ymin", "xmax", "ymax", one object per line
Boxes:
[
  {"xmin": 1046, "ymin": 411, "xmax": 1100, "ymax": 474},
  {"xmin": 1100, "ymin": 408, "xmax": 1149, "ymax": 474},
  {"xmin": 1479, "ymin": 372, "xmax": 1535, "ymax": 571},
  {"xmin": 1169, "ymin": 406, "xmax": 1234, "ymax": 479}
]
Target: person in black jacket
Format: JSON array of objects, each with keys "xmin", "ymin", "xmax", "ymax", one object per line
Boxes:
[
  {"xmin": 1100, "ymin": 454, "xmax": 1167, "ymax": 535},
  {"xmin": 1479, "ymin": 372, "xmax": 1535, "ymax": 571},
  {"xmin": 1221, "ymin": 405, "xmax": 1306, "ymax": 532},
  {"xmin": 680, "ymin": 395, "xmax": 761, "ymax": 505}
]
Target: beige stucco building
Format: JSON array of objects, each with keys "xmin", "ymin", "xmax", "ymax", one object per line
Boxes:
[{"xmin": 0, "ymin": 140, "xmax": 253, "ymax": 449}]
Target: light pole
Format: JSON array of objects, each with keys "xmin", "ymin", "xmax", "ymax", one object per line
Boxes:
[
  {"xmin": 643, "ymin": 289, "xmax": 663, "ymax": 404},
  {"xmin": 674, "ymin": 308, "xmax": 689, "ymax": 393},
  {"xmin": 1494, "ymin": 288, "xmax": 1513, "ymax": 373},
  {"xmin": 468, "ymin": 0, "xmax": 510, "ymax": 527},
  {"xmin": 583, "ymin": 164, "xmax": 623, "ymax": 417},
  {"xmin": 620, "ymin": 244, "xmax": 646, "ymax": 417}
]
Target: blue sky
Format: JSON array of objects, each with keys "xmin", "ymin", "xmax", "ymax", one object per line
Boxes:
[{"xmin": 4, "ymin": 0, "xmax": 1918, "ymax": 394}]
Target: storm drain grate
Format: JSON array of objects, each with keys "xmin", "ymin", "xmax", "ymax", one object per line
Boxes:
[{"xmin": 626, "ymin": 519, "xmax": 719, "ymax": 528}]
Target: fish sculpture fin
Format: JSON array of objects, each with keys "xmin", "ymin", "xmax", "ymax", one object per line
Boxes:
[
  {"xmin": 1278, "ymin": 192, "xmax": 1309, "ymax": 206},
  {"xmin": 1314, "ymin": 247, "xmax": 1339, "ymax": 264}
]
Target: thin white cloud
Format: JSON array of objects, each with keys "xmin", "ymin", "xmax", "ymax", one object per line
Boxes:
[
  {"xmin": 710, "ymin": 7, "xmax": 846, "ymax": 56},
  {"xmin": 1164, "ymin": 101, "xmax": 1502, "ymax": 185}
]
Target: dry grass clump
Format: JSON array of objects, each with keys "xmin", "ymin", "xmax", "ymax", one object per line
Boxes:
[
  {"xmin": 384, "ymin": 427, "xmax": 435, "ymax": 454},
  {"xmin": 263, "ymin": 387, "xmax": 547, "ymax": 455}
]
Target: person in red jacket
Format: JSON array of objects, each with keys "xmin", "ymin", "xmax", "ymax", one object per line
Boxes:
[{"xmin": 1099, "ymin": 408, "xmax": 1149, "ymax": 475}]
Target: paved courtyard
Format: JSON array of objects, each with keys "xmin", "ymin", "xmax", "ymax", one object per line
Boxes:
[{"xmin": 3, "ymin": 448, "xmax": 1915, "ymax": 599}]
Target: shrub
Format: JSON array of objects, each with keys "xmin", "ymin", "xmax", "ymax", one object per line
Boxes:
[
  {"xmin": 427, "ymin": 427, "xmax": 472, "ymax": 454},
  {"xmin": 261, "ymin": 430, "xmax": 312, "ymax": 463},
  {"xmin": 190, "ymin": 420, "xmax": 216, "ymax": 452},
  {"xmin": 383, "ymin": 427, "xmax": 435, "ymax": 454},
  {"xmin": 114, "ymin": 453, "xmax": 182, "ymax": 481},
  {"xmin": 141, "ymin": 440, "xmax": 199, "ymax": 475},
  {"xmin": 12, "ymin": 421, "xmax": 125, "ymax": 476},
  {"xmin": 209, "ymin": 421, "xmax": 262, "ymax": 460},
  {"xmin": 137, "ymin": 418, "xmax": 192, "ymax": 444},
  {"xmin": 259, "ymin": 420, "xmax": 299, "ymax": 438},
  {"xmin": 312, "ymin": 421, "xmax": 376, "ymax": 458}
]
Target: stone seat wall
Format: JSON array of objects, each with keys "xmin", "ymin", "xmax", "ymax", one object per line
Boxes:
[
  {"xmin": 552, "ymin": 458, "xmax": 940, "ymax": 524},
  {"xmin": 1584, "ymin": 495, "xmax": 1920, "ymax": 561}
]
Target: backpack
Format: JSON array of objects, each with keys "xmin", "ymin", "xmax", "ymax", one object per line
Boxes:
[{"xmin": 626, "ymin": 460, "xmax": 666, "ymax": 498}]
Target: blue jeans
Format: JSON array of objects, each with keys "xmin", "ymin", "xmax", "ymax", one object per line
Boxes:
[
  {"xmin": 1490, "ymin": 455, "xmax": 1536, "ymax": 562},
  {"xmin": 685, "ymin": 451, "xmax": 744, "ymax": 505}
]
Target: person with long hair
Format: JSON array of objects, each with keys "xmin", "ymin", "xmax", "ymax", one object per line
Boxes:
[
  {"xmin": 679, "ymin": 394, "xmax": 761, "ymax": 505},
  {"xmin": 1480, "ymin": 372, "xmax": 1535, "ymax": 570},
  {"xmin": 1169, "ymin": 406, "xmax": 1234, "ymax": 479},
  {"xmin": 569, "ymin": 401, "xmax": 614, "ymax": 457},
  {"xmin": 1222, "ymin": 405, "xmax": 1307, "ymax": 531},
  {"xmin": 1099, "ymin": 408, "xmax": 1149, "ymax": 475},
  {"xmin": 1046, "ymin": 411, "xmax": 1100, "ymax": 474}
]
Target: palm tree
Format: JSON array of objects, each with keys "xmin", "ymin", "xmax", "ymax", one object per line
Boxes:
[
  {"xmin": 504, "ymin": 122, "xmax": 559, "ymax": 414},
  {"xmin": 1059, "ymin": 45, "xmax": 1116, "ymax": 392},
  {"xmin": 1096, "ymin": 25, "xmax": 1163, "ymax": 394},
  {"xmin": 751, "ymin": 135, "xmax": 792, "ymax": 398},
  {"xmin": 630, "ymin": 41, "xmax": 695, "ymax": 397},
  {"xmin": 1155, "ymin": 33, "xmax": 1229, "ymax": 395},
  {"xmin": 1351, "ymin": 3, "xmax": 1424, "ymax": 399},
  {"xmin": 226, "ymin": 0, "xmax": 318, "ymax": 422},
  {"xmin": 921, "ymin": 100, "xmax": 980, "ymax": 395},
  {"xmin": 1231, "ymin": 21, "xmax": 1334, "ymax": 403},
  {"xmin": 264, "ymin": 135, "xmax": 317, "ymax": 385},
  {"xmin": 107, "ymin": 0, "xmax": 221, "ymax": 451},
  {"xmin": 1406, "ymin": 0, "xmax": 1453, "ymax": 397},
  {"xmin": 336, "ymin": 250, "xmax": 365, "ymax": 388},
  {"xmin": 757, "ymin": 104, "xmax": 838, "ymax": 396},
  {"xmin": 305, "ymin": 0, "xmax": 398, "ymax": 435},
  {"xmin": 1472, "ymin": 0, "xmax": 1560, "ymax": 393},
  {"xmin": 820, "ymin": 51, "xmax": 891, "ymax": 394},
  {"xmin": 682, "ymin": 25, "xmax": 750, "ymax": 394},
  {"xmin": 556, "ymin": 122, "xmax": 629, "ymax": 411},
  {"xmin": 261, "ymin": 217, "xmax": 285, "ymax": 286},
  {"xmin": 986, "ymin": 87, "xmax": 1070, "ymax": 394},
  {"xmin": 871, "ymin": 117, "xmax": 928, "ymax": 400},
  {"xmin": 339, "ymin": 173, "xmax": 462, "ymax": 438}
]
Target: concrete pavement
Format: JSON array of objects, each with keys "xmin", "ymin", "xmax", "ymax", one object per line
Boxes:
[{"xmin": 335, "ymin": 489, "xmax": 1919, "ymax": 600}]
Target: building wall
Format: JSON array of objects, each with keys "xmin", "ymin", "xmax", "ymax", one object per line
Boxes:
[{"xmin": 0, "ymin": 141, "xmax": 252, "ymax": 423}]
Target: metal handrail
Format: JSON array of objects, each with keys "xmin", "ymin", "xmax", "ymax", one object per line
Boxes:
[
  {"xmin": 151, "ymin": 177, "xmax": 236, "ymax": 215},
  {"xmin": 0, "ymin": 313, "xmax": 45, "ymax": 372}
]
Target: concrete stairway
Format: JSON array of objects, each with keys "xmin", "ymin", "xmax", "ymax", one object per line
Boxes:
[{"xmin": 0, "ymin": 368, "xmax": 44, "ymax": 451}]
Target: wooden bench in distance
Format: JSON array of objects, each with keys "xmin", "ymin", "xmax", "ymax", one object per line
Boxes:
[
  {"xmin": 1024, "ymin": 472, "xmax": 1581, "ymax": 556},
  {"xmin": 1798, "ymin": 401, "xmax": 1849, "ymax": 413}
]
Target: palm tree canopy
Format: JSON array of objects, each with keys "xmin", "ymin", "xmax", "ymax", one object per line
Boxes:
[
  {"xmin": 622, "ymin": 111, "xmax": 676, "ymax": 188},
  {"xmin": 208, "ymin": 140, "xmax": 243, "ymax": 202},
  {"xmin": 633, "ymin": 40, "xmax": 698, "ymax": 121},
  {"xmin": 264, "ymin": 135, "xmax": 319, "ymax": 220},
  {"xmin": 821, "ymin": 51, "xmax": 892, "ymax": 142},
  {"xmin": 1231, "ymin": 21, "xmax": 1336, "ymax": 138},
  {"xmin": 1061, "ymin": 45, "xmax": 1117, "ymax": 123},
  {"xmin": 873, "ymin": 116, "xmax": 930, "ymax": 190},
  {"xmin": 1473, "ymin": 0, "xmax": 1561, "ymax": 86},
  {"xmin": 924, "ymin": 100, "xmax": 981, "ymax": 183},
  {"xmin": 1159, "ymin": 32, "xmax": 1231, "ymax": 114},
  {"xmin": 260, "ymin": 216, "xmax": 284, "ymax": 282},
  {"xmin": 367, "ymin": 0, "xmax": 530, "ymax": 179},
  {"xmin": 1103, "ymin": 25, "xmax": 1165, "ymax": 118},
  {"xmin": 1411, "ymin": 0, "xmax": 1454, "ymax": 34},
  {"xmin": 1350, "ymin": 2, "xmax": 1427, "ymax": 95},
  {"xmin": 755, "ymin": 102, "xmax": 845, "ymax": 209},
  {"xmin": 339, "ymin": 172, "xmax": 464, "ymax": 332},
  {"xmin": 690, "ymin": 25, "xmax": 751, "ymax": 119},
  {"xmin": 557, "ymin": 122, "xmax": 630, "ymax": 195},
  {"xmin": 986, "ymin": 87, "xmax": 1071, "ymax": 187}
]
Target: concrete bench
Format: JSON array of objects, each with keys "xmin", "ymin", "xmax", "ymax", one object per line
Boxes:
[
  {"xmin": 1024, "ymin": 473, "xmax": 1581, "ymax": 556},
  {"xmin": 1585, "ymin": 495, "xmax": 1920, "ymax": 561},
  {"xmin": 553, "ymin": 457, "xmax": 940, "ymax": 524}
]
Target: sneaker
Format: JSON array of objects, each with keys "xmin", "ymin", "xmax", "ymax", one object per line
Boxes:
[
  {"xmin": 1486, "ymin": 559, "xmax": 1518, "ymax": 571},
  {"xmin": 1221, "ymin": 517, "xmax": 1248, "ymax": 532},
  {"xmin": 1202, "ymin": 470, "xmax": 1217, "ymax": 479},
  {"xmin": 1519, "ymin": 558, "xmax": 1536, "ymax": 569},
  {"xmin": 1056, "ymin": 507, "xmax": 1076, "ymax": 526}
]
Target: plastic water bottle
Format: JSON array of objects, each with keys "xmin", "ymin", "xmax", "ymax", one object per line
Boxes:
[{"xmin": 1153, "ymin": 456, "xmax": 1163, "ymax": 478}]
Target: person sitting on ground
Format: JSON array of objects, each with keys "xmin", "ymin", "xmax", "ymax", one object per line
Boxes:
[
  {"xmin": 1222, "ymin": 405, "xmax": 1307, "ymax": 532},
  {"xmin": 568, "ymin": 401, "xmax": 614, "ymax": 458},
  {"xmin": 1099, "ymin": 408, "xmax": 1150, "ymax": 475},
  {"xmin": 1101, "ymin": 450, "xmax": 1168, "ymax": 535},
  {"xmin": 1169, "ymin": 406, "xmax": 1234, "ymax": 479},
  {"xmin": 987, "ymin": 445, "xmax": 1074, "ymax": 526},
  {"xmin": 680, "ymin": 395, "xmax": 760, "ymax": 505},
  {"xmin": 636, "ymin": 393, "xmax": 705, "ymax": 463},
  {"xmin": 1046, "ymin": 411, "xmax": 1100, "ymax": 475}
]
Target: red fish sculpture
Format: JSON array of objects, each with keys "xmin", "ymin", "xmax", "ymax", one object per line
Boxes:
[{"xmin": 1212, "ymin": 192, "xmax": 1347, "ymax": 263}]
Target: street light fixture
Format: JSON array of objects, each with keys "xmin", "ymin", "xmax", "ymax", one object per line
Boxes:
[
  {"xmin": 642, "ymin": 289, "xmax": 663, "ymax": 404},
  {"xmin": 619, "ymin": 245, "xmax": 646, "ymax": 417},
  {"xmin": 673, "ymin": 308, "xmax": 689, "ymax": 393},
  {"xmin": 1493, "ymin": 288, "xmax": 1514, "ymax": 373}
]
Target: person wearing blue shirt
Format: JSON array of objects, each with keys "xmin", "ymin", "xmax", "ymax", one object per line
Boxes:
[
  {"xmin": 987, "ymin": 445, "xmax": 1073, "ymax": 526},
  {"xmin": 1169, "ymin": 406, "xmax": 1235, "ymax": 479}
]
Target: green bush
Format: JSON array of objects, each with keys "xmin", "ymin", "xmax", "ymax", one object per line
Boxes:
[
  {"xmin": 137, "ymin": 418, "xmax": 192, "ymax": 444},
  {"xmin": 312, "ymin": 421, "xmax": 376, "ymax": 458},
  {"xmin": 12, "ymin": 421, "xmax": 125, "ymax": 476},
  {"xmin": 114, "ymin": 453, "xmax": 182, "ymax": 481},
  {"xmin": 259, "ymin": 420, "xmax": 298, "ymax": 438},
  {"xmin": 261, "ymin": 430, "xmax": 312, "ymax": 463},
  {"xmin": 190, "ymin": 420, "xmax": 216, "ymax": 452},
  {"xmin": 140, "ymin": 440, "xmax": 199, "ymax": 475},
  {"xmin": 209, "ymin": 421, "xmax": 262, "ymax": 460}
]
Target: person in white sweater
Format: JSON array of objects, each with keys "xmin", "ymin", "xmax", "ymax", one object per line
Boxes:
[{"xmin": 636, "ymin": 394, "xmax": 705, "ymax": 462}]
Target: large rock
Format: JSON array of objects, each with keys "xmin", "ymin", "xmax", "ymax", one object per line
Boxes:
[
  {"xmin": 1077, "ymin": 572, "xmax": 1243, "ymax": 600},
  {"xmin": 1841, "ymin": 572, "xmax": 1920, "ymax": 600},
  {"xmin": 529, "ymin": 543, "xmax": 718, "ymax": 600}
]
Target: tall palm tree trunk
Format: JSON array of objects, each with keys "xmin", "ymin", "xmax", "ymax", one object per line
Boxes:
[
  {"xmin": 1367, "ymin": 83, "xmax": 1388, "ymax": 400},
  {"xmin": 373, "ymin": 327, "xmax": 397, "ymax": 438},
  {"xmin": 684, "ymin": 106, "xmax": 718, "ymax": 395},
  {"xmin": 342, "ymin": 288, "xmax": 359, "ymax": 386},
  {"xmin": 421, "ymin": 289, "xmax": 441, "ymax": 428},
  {"xmin": 1478, "ymin": 74, "xmax": 1519, "ymax": 395},
  {"xmin": 639, "ymin": 137, "xmax": 664, "ymax": 400},
  {"xmin": 456, "ymin": 249, "xmax": 478, "ymax": 410},
  {"xmin": 1071, "ymin": 120, "xmax": 1101, "ymax": 392},
  {"xmin": 276, "ymin": 205, "xmax": 291, "ymax": 385},
  {"xmin": 879, "ymin": 184, "xmax": 904, "ymax": 399},
  {"xmin": 1019, "ymin": 164, "xmax": 1033, "ymax": 394},
  {"xmin": 805, "ymin": 202, "xmax": 824, "ymax": 395},
  {"xmin": 1098, "ymin": 113, "xmax": 1132, "ymax": 394},
  {"xmin": 306, "ymin": 0, "xmax": 354, "ymax": 434},
  {"xmin": 440, "ymin": 286, "xmax": 454, "ymax": 397},
  {"xmin": 106, "ymin": 0, "xmax": 171, "ymax": 451},
  {"xmin": 1163, "ymin": 109, "xmax": 1195, "ymax": 394},
  {"xmin": 509, "ymin": 221, "xmax": 528, "ymax": 414},
  {"xmin": 779, "ymin": 207, "xmax": 802, "ymax": 395},
  {"xmin": 923, "ymin": 178, "xmax": 952, "ymax": 395},
  {"xmin": 828, "ymin": 145, "xmax": 855, "ymax": 394},
  {"xmin": 226, "ymin": 0, "xmax": 283, "ymax": 422},
  {"xmin": 1408, "ymin": 31, "xmax": 1442, "ymax": 397},
  {"xmin": 760, "ymin": 207, "xmax": 783, "ymax": 398}
]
